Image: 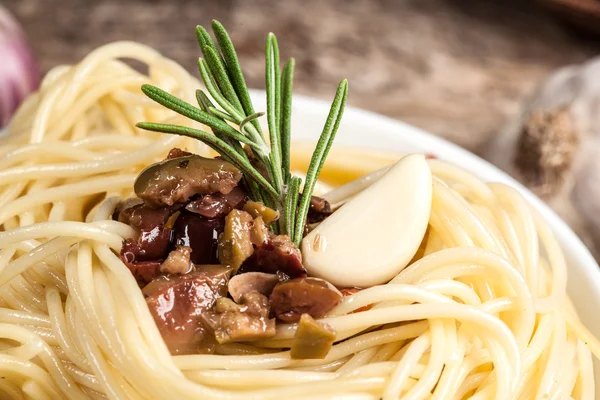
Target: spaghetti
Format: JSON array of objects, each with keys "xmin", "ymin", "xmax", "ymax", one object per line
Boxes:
[{"xmin": 0, "ymin": 41, "xmax": 598, "ymax": 400}]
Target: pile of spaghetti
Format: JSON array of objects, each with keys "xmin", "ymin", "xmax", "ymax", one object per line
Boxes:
[{"xmin": 0, "ymin": 29, "xmax": 599, "ymax": 400}]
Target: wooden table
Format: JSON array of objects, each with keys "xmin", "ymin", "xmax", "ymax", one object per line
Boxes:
[{"xmin": 5, "ymin": 0, "xmax": 599, "ymax": 152}]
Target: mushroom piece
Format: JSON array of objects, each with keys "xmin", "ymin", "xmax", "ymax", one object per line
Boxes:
[
  {"xmin": 228, "ymin": 272, "xmax": 279, "ymax": 303},
  {"xmin": 302, "ymin": 154, "xmax": 432, "ymax": 288},
  {"xmin": 134, "ymin": 155, "xmax": 243, "ymax": 208},
  {"xmin": 269, "ymin": 277, "xmax": 343, "ymax": 323}
]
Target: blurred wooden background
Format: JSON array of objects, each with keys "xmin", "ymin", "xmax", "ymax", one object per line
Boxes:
[{"xmin": 4, "ymin": 0, "xmax": 600, "ymax": 153}]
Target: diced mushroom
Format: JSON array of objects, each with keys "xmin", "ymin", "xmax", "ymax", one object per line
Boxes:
[
  {"xmin": 290, "ymin": 314, "xmax": 336, "ymax": 359},
  {"xmin": 243, "ymin": 201, "xmax": 279, "ymax": 225},
  {"xmin": 143, "ymin": 266, "xmax": 232, "ymax": 355},
  {"xmin": 269, "ymin": 277, "xmax": 342, "ymax": 323},
  {"xmin": 218, "ymin": 210, "xmax": 254, "ymax": 272},
  {"xmin": 172, "ymin": 211, "xmax": 224, "ymax": 265},
  {"xmin": 134, "ymin": 155, "xmax": 243, "ymax": 208},
  {"xmin": 160, "ymin": 246, "xmax": 193, "ymax": 275},
  {"xmin": 241, "ymin": 235, "xmax": 306, "ymax": 279},
  {"xmin": 185, "ymin": 187, "xmax": 248, "ymax": 219},
  {"xmin": 228, "ymin": 272, "xmax": 279, "ymax": 303},
  {"xmin": 202, "ymin": 292, "xmax": 276, "ymax": 344}
]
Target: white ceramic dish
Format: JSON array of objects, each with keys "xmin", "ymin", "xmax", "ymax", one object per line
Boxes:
[{"xmin": 4, "ymin": 91, "xmax": 600, "ymax": 386}]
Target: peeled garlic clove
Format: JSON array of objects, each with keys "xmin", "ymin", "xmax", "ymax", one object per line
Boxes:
[{"xmin": 301, "ymin": 154, "xmax": 432, "ymax": 288}]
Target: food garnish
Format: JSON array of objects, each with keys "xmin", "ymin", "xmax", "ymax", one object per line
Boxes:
[
  {"xmin": 136, "ymin": 20, "xmax": 348, "ymax": 246},
  {"xmin": 115, "ymin": 21, "xmax": 349, "ymax": 357}
]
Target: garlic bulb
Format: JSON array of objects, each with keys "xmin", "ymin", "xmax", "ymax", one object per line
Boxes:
[
  {"xmin": 0, "ymin": 6, "xmax": 40, "ymax": 127},
  {"xmin": 484, "ymin": 56, "xmax": 600, "ymax": 258}
]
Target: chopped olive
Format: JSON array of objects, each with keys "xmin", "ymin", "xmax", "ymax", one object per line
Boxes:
[
  {"xmin": 250, "ymin": 216, "xmax": 270, "ymax": 246},
  {"xmin": 228, "ymin": 272, "xmax": 279, "ymax": 303},
  {"xmin": 290, "ymin": 314, "xmax": 336, "ymax": 359},
  {"xmin": 218, "ymin": 210, "xmax": 254, "ymax": 272},
  {"xmin": 202, "ymin": 292, "xmax": 276, "ymax": 344},
  {"xmin": 172, "ymin": 211, "xmax": 223, "ymax": 265},
  {"xmin": 134, "ymin": 155, "xmax": 243, "ymax": 207},
  {"xmin": 243, "ymin": 201, "xmax": 279, "ymax": 225}
]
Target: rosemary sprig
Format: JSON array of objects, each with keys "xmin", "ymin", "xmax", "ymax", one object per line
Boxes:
[{"xmin": 136, "ymin": 20, "xmax": 348, "ymax": 246}]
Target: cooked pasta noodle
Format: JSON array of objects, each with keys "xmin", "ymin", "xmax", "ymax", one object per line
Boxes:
[{"xmin": 0, "ymin": 41, "xmax": 599, "ymax": 400}]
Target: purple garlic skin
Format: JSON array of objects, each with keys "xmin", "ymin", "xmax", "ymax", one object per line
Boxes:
[
  {"xmin": 0, "ymin": 7, "xmax": 41, "ymax": 127},
  {"xmin": 483, "ymin": 57, "xmax": 600, "ymax": 259}
]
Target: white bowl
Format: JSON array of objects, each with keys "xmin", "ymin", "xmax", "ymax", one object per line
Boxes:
[{"xmin": 248, "ymin": 90, "xmax": 600, "ymax": 385}]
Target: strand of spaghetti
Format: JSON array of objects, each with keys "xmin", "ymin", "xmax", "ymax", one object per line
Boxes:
[
  {"xmin": 0, "ymin": 175, "xmax": 136, "ymax": 225},
  {"xmin": 61, "ymin": 363, "xmax": 103, "ymax": 393},
  {"xmin": 532, "ymin": 207, "xmax": 568, "ymax": 313},
  {"xmin": 0, "ymin": 135, "xmax": 179, "ymax": 183},
  {"xmin": 431, "ymin": 325, "xmax": 469, "ymax": 399},
  {"xmin": 0, "ymin": 379, "xmax": 25, "ymax": 399},
  {"xmin": 334, "ymin": 348, "xmax": 378, "ymax": 374},
  {"xmin": 73, "ymin": 312, "xmax": 142, "ymax": 400},
  {"xmin": 401, "ymin": 320, "xmax": 447, "ymax": 399},
  {"xmin": 72, "ymin": 134, "xmax": 155, "ymax": 148},
  {"xmin": 382, "ymin": 333, "xmax": 430, "ymax": 399},
  {"xmin": 0, "ymin": 308, "xmax": 51, "ymax": 327},
  {"xmin": 45, "ymin": 287, "xmax": 92, "ymax": 374},
  {"xmin": 22, "ymin": 380, "xmax": 54, "ymax": 400},
  {"xmin": 432, "ymin": 179, "xmax": 507, "ymax": 258},
  {"xmin": 320, "ymin": 304, "xmax": 520, "ymax": 376},
  {"xmin": 183, "ymin": 369, "xmax": 335, "ymax": 388},
  {"xmin": 0, "ymin": 143, "xmax": 104, "ymax": 169},
  {"xmin": 490, "ymin": 183, "xmax": 540, "ymax": 295},
  {"xmin": 0, "ymin": 221, "xmax": 134, "ymax": 249}
]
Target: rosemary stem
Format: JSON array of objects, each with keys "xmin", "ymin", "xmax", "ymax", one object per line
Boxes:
[{"xmin": 293, "ymin": 79, "xmax": 348, "ymax": 244}]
